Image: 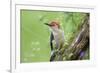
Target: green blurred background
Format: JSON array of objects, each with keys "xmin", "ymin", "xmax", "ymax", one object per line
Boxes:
[{"xmin": 20, "ymin": 10, "xmax": 88, "ymax": 63}]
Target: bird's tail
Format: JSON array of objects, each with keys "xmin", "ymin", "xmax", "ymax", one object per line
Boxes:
[{"xmin": 50, "ymin": 51, "xmax": 56, "ymax": 61}]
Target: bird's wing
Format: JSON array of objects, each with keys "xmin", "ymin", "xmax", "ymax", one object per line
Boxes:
[{"xmin": 50, "ymin": 32, "xmax": 54, "ymax": 50}]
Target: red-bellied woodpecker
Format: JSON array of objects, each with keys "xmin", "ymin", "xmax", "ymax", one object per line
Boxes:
[{"xmin": 45, "ymin": 21, "xmax": 65, "ymax": 61}]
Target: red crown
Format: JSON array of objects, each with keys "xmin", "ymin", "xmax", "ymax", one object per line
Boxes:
[{"xmin": 50, "ymin": 21, "xmax": 60, "ymax": 28}]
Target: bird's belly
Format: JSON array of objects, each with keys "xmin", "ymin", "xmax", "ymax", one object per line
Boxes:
[
  {"xmin": 54, "ymin": 33, "xmax": 64, "ymax": 42},
  {"xmin": 53, "ymin": 33, "xmax": 65, "ymax": 49}
]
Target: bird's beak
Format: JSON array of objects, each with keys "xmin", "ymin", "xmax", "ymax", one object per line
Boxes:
[{"xmin": 44, "ymin": 23, "xmax": 50, "ymax": 26}]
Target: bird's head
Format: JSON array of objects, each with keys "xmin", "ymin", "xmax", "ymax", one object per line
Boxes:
[{"xmin": 44, "ymin": 21, "xmax": 60, "ymax": 29}]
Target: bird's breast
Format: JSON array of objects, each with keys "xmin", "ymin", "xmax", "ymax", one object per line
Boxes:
[{"xmin": 52, "ymin": 30, "xmax": 65, "ymax": 43}]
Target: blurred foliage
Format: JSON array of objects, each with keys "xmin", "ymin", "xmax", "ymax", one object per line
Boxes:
[{"xmin": 20, "ymin": 10, "xmax": 89, "ymax": 63}]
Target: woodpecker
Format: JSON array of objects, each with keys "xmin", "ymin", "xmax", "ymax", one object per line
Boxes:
[{"xmin": 44, "ymin": 21, "xmax": 65, "ymax": 61}]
